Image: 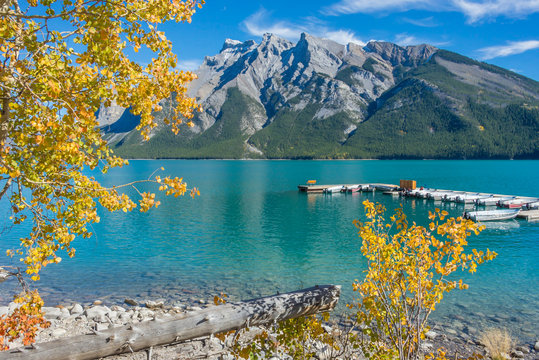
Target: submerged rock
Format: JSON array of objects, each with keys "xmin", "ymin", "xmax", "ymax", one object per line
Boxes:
[{"xmin": 124, "ymin": 298, "xmax": 138, "ymax": 306}]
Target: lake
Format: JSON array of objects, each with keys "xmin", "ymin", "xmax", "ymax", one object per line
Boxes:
[{"xmin": 1, "ymin": 160, "xmax": 538, "ymax": 344}]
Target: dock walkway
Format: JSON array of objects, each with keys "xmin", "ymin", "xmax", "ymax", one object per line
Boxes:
[
  {"xmin": 298, "ymin": 183, "xmax": 398, "ymax": 193},
  {"xmin": 297, "ymin": 181, "xmax": 539, "ymax": 222},
  {"xmin": 517, "ymin": 210, "xmax": 539, "ymax": 221}
]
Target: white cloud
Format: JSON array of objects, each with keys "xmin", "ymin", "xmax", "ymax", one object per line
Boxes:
[
  {"xmin": 177, "ymin": 59, "xmax": 202, "ymax": 71},
  {"xmin": 402, "ymin": 16, "xmax": 439, "ymax": 27},
  {"xmin": 324, "ymin": 30, "xmax": 365, "ymax": 46},
  {"xmin": 477, "ymin": 40, "xmax": 539, "ymax": 60},
  {"xmin": 242, "ymin": 9, "xmax": 365, "ymax": 46},
  {"xmin": 326, "ymin": 0, "xmax": 439, "ymax": 15},
  {"xmin": 243, "ymin": 9, "xmax": 306, "ymax": 40},
  {"xmin": 394, "ymin": 33, "xmax": 422, "ymax": 46},
  {"xmin": 393, "ymin": 33, "xmax": 451, "ymax": 47},
  {"xmin": 326, "ymin": 0, "xmax": 539, "ymax": 22},
  {"xmin": 452, "ymin": 0, "xmax": 539, "ymax": 23}
]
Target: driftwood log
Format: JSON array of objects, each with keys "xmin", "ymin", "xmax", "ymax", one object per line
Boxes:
[{"xmin": 0, "ymin": 284, "xmax": 341, "ymax": 360}]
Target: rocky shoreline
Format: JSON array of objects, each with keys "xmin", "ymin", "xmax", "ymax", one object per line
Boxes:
[{"xmin": 1, "ymin": 297, "xmax": 537, "ymax": 360}]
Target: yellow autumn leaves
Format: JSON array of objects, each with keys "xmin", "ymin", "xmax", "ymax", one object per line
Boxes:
[
  {"xmin": 351, "ymin": 200, "xmax": 497, "ymax": 359},
  {"xmin": 0, "ymin": 0, "xmax": 203, "ymax": 347}
]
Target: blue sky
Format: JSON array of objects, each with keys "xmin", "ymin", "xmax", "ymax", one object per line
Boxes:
[{"xmin": 162, "ymin": 0, "xmax": 539, "ymax": 81}]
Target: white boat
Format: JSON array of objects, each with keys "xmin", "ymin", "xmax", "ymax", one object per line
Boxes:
[
  {"xmin": 375, "ymin": 185, "xmax": 398, "ymax": 192},
  {"xmin": 476, "ymin": 196, "xmax": 514, "ymax": 206},
  {"xmin": 413, "ymin": 188, "xmax": 434, "ymax": 198},
  {"xmin": 456, "ymin": 194, "xmax": 492, "ymax": 204},
  {"xmin": 426, "ymin": 191, "xmax": 454, "ymax": 201},
  {"xmin": 498, "ymin": 198, "xmax": 538, "ymax": 208},
  {"xmin": 344, "ymin": 184, "xmax": 361, "ymax": 193},
  {"xmin": 526, "ymin": 201, "xmax": 539, "ymax": 210},
  {"xmin": 464, "ymin": 209, "xmax": 520, "ymax": 222},
  {"xmin": 362, "ymin": 184, "xmax": 375, "ymax": 192},
  {"xmin": 323, "ymin": 186, "xmax": 344, "ymax": 194},
  {"xmin": 442, "ymin": 192, "xmax": 466, "ymax": 202}
]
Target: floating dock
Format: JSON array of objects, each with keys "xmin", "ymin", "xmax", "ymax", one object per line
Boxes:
[
  {"xmin": 517, "ymin": 210, "xmax": 539, "ymax": 221},
  {"xmin": 297, "ymin": 183, "xmax": 398, "ymax": 193},
  {"xmin": 298, "ymin": 180, "xmax": 539, "ymax": 221}
]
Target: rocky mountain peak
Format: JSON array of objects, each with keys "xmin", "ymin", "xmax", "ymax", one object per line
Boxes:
[
  {"xmin": 364, "ymin": 41, "xmax": 438, "ymax": 66},
  {"xmin": 220, "ymin": 39, "xmax": 256, "ymax": 53},
  {"xmin": 221, "ymin": 39, "xmax": 242, "ymax": 51},
  {"xmin": 99, "ymin": 32, "xmax": 538, "ymax": 160}
]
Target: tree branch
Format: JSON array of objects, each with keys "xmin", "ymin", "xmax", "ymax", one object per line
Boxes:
[{"xmin": 0, "ymin": 178, "xmax": 12, "ymax": 201}]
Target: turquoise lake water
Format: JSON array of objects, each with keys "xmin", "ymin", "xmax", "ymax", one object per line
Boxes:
[{"xmin": 1, "ymin": 160, "xmax": 538, "ymax": 343}]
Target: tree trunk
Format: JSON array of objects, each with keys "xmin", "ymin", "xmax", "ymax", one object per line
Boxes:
[{"xmin": 0, "ymin": 284, "xmax": 341, "ymax": 360}]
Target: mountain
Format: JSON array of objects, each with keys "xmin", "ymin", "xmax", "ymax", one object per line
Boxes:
[{"xmin": 99, "ymin": 33, "xmax": 539, "ymax": 159}]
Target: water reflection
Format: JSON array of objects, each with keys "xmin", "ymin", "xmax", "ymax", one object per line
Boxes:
[{"xmin": 0, "ymin": 160, "xmax": 537, "ymax": 344}]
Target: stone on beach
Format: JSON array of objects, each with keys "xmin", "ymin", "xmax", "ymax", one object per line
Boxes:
[
  {"xmin": 84, "ymin": 305, "xmax": 110, "ymax": 322},
  {"xmin": 145, "ymin": 299, "xmax": 165, "ymax": 309},
  {"xmin": 51, "ymin": 328, "xmax": 67, "ymax": 337},
  {"xmin": 70, "ymin": 303, "xmax": 83, "ymax": 315},
  {"xmin": 43, "ymin": 307, "xmax": 63, "ymax": 320}
]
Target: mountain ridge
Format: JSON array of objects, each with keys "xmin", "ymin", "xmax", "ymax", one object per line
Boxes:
[{"xmin": 99, "ymin": 33, "xmax": 539, "ymax": 159}]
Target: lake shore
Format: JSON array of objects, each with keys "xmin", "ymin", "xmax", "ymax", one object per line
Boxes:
[{"xmin": 2, "ymin": 297, "xmax": 538, "ymax": 359}]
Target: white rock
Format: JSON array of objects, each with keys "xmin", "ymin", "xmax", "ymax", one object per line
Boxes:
[
  {"xmin": 110, "ymin": 305, "xmax": 125, "ymax": 312},
  {"xmin": 119, "ymin": 312, "xmax": 131, "ymax": 323},
  {"xmin": 0, "ymin": 306, "xmax": 9, "ymax": 317},
  {"xmin": 139, "ymin": 308, "xmax": 155, "ymax": 319},
  {"xmin": 535, "ymin": 341, "xmax": 539, "ymax": 351},
  {"xmin": 43, "ymin": 307, "xmax": 63, "ymax": 320},
  {"xmin": 84, "ymin": 306, "xmax": 110, "ymax": 322},
  {"xmin": 51, "ymin": 328, "xmax": 67, "ymax": 338},
  {"xmin": 107, "ymin": 310, "xmax": 118, "ymax": 321},
  {"xmin": 58, "ymin": 308, "xmax": 70, "ymax": 320},
  {"xmin": 70, "ymin": 304, "xmax": 83, "ymax": 315},
  {"xmin": 145, "ymin": 300, "xmax": 165, "ymax": 309},
  {"xmin": 425, "ymin": 330, "xmax": 438, "ymax": 340}
]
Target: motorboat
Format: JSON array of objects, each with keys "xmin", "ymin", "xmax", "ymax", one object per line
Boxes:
[
  {"xmin": 345, "ymin": 184, "xmax": 361, "ymax": 193},
  {"xmin": 498, "ymin": 198, "xmax": 537, "ymax": 208},
  {"xmin": 426, "ymin": 191, "xmax": 454, "ymax": 201},
  {"xmin": 442, "ymin": 192, "xmax": 466, "ymax": 202},
  {"xmin": 464, "ymin": 209, "xmax": 520, "ymax": 222},
  {"xmin": 476, "ymin": 196, "xmax": 515, "ymax": 206},
  {"xmin": 455, "ymin": 194, "xmax": 492, "ymax": 204},
  {"xmin": 526, "ymin": 201, "xmax": 539, "ymax": 210},
  {"xmin": 323, "ymin": 186, "xmax": 344, "ymax": 194}
]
